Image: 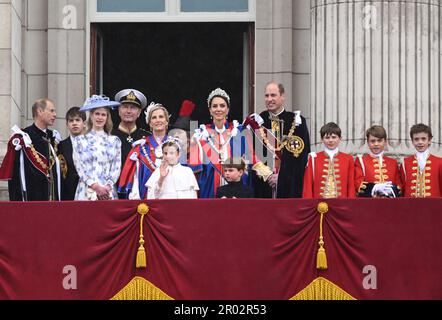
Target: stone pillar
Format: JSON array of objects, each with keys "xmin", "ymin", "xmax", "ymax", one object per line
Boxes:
[
  {"xmin": 23, "ymin": 0, "xmax": 49, "ymax": 128},
  {"xmin": 255, "ymin": 0, "xmax": 312, "ymax": 123},
  {"xmin": 311, "ymin": 0, "xmax": 442, "ymax": 155},
  {"xmin": 0, "ymin": 0, "xmax": 24, "ymax": 200},
  {"xmin": 48, "ymin": 0, "xmax": 86, "ymax": 135}
]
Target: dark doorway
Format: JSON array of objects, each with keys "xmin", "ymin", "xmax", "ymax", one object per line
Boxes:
[{"xmin": 91, "ymin": 22, "xmax": 254, "ymax": 130}]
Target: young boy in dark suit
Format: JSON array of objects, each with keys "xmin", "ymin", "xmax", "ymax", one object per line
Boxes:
[
  {"xmin": 217, "ymin": 157, "xmax": 253, "ymax": 198},
  {"xmin": 57, "ymin": 107, "xmax": 86, "ymax": 200}
]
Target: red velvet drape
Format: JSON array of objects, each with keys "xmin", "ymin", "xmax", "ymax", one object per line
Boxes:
[{"xmin": 0, "ymin": 199, "xmax": 441, "ymax": 299}]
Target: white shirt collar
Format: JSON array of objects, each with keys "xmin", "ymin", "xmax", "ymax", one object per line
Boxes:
[
  {"xmin": 324, "ymin": 147, "xmax": 339, "ymax": 159},
  {"xmin": 416, "ymin": 149, "xmax": 430, "ymax": 171},
  {"xmin": 369, "ymin": 151, "xmax": 384, "ymax": 158},
  {"xmin": 269, "ymin": 107, "xmax": 285, "ymax": 117}
]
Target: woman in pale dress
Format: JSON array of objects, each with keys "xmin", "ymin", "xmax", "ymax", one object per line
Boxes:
[{"xmin": 73, "ymin": 95, "xmax": 121, "ymax": 200}]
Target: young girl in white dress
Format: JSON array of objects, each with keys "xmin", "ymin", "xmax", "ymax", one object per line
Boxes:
[{"xmin": 146, "ymin": 138, "xmax": 199, "ymax": 199}]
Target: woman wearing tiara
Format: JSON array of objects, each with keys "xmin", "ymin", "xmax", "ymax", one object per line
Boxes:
[
  {"xmin": 190, "ymin": 88, "xmax": 273, "ymax": 198},
  {"xmin": 118, "ymin": 103, "xmax": 171, "ymax": 199},
  {"xmin": 146, "ymin": 137, "xmax": 199, "ymax": 199}
]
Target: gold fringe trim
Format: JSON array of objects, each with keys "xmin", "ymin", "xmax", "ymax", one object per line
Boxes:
[
  {"xmin": 111, "ymin": 277, "xmax": 174, "ymax": 300},
  {"xmin": 316, "ymin": 202, "xmax": 329, "ymax": 270},
  {"xmin": 290, "ymin": 277, "xmax": 356, "ymax": 300},
  {"xmin": 136, "ymin": 203, "xmax": 149, "ymax": 269}
]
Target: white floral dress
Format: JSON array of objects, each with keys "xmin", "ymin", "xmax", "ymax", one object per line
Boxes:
[{"xmin": 73, "ymin": 130, "xmax": 121, "ymax": 200}]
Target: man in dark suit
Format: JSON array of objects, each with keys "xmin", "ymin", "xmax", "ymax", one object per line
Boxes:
[
  {"xmin": 57, "ymin": 107, "xmax": 86, "ymax": 200},
  {"xmin": 252, "ymin": 82, "xmax": 311, "ymax": 198},
  {"xmin": 0, "ymin": 98, "xmax": 61, "ymax": 201}
]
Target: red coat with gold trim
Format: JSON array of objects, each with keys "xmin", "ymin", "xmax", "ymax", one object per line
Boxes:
[
  {"xmin": 303, "ymin": 151, "xmax": 355, "ymax": 199},
  {"xmin": 355, "ymin": 154, "xmax": 403, "ymax": 197},
  {"xmin": 400, "ymin": 154, "xmax": 442, "ymax": 198}
]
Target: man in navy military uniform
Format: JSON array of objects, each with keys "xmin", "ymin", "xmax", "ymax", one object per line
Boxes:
[{"xmin": 112, "ymin": 89, "xmax": 149, "ymax": 198}]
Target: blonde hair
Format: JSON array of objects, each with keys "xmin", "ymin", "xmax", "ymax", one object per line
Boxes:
[
  {"xmin": 87, "ymin": 107, "xmax": 113, "ymax": 134},
  {"xmin": 146, "ymin": 104, "xmax": 170, "ymax": 130}
]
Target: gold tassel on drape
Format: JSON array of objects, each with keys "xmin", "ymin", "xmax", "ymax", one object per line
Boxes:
[
  {"xmin": 316, "ymin": 202, "xmax": 329, "ymax": 270},
  {"xmin": 136, "ymin": 203, "xmax": 149, "ymax": 269}
]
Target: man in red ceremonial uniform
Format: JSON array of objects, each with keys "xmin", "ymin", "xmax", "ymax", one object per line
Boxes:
[
  {"xmin": 400, "ymin": 123, "xmax": 442, "ymax": 198},
  {"xmin": 355, "ymin": 125, "xmax": 402, "ymax": 197},
  {"xmin": 303, "ymin": 122, "xmax": 355, "ymax": 199},
  {"xmin": 0, "ymin": 98, "xmax": 61, "ymax": 201}
]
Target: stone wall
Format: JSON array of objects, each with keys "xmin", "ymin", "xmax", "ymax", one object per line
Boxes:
[
  {"xmin": 311, "ymin": 0, "xmax": 442, "ymax": 156},
  {"xmin": 0, "ymin": 0, "xmax": 87, "ymax": 200}
]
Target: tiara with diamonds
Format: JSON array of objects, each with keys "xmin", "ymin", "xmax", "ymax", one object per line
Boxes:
[
  {"xmin": 207, "ymin": 88, "xmax": 230, "ymax": 108},
  {"xmin": 160, "ymin": 136, "xmax": 182, "ymax": 151},
  {"xmin": 144, "ymin": 102, "xmax": 165, "ymax": 123}
]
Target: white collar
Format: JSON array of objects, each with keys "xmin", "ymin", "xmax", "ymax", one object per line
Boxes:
[
  {"xmin": 91, "ymin": 129, "xmax": 106, "ymax": 136},
  {"xmin": 324, "ymin": 147, "xmax": 339, "ymax": 159},
  {"xmin": 416, "ymin": 150, "xmax": 430, "ymax": 171},
  {"xmin": 416, "ymin": 149, "xmax": 430, "ymax": 159},
  {"xmin": 214, "ymin": 125, "xmax": 226, "ymax": 134},
  {"xmin": 369, "ymin": 151, "xmax": 384, "ymax": 159},
  {"xmin": 269, "ymin": 108, "xmax": 285, "ymax": 117}
]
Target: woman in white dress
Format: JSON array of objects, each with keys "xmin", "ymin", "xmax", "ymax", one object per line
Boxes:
[
  {"xmin": 146, "ymin": 138, "xmax": 199, "ymax": 199},
  {"xmin": 73, "ymin": 95, "xmax": 121, "ymax": 200}
]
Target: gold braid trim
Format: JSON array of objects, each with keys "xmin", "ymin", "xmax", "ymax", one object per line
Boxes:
[
  {"xmin": 290, "ymin": 277, "xmax": 356, "ymax": 300},
  {"xmin": 111, "ymin": 276, "xmax": 174, "ymax": 300}
]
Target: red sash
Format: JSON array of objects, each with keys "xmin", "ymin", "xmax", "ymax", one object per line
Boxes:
[{"xmin": 0, "ymin": 134, "xmax": 49, "ymax": 180}]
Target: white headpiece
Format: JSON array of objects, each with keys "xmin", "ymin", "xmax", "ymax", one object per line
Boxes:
[
  {"xmin": 144, "ymin": 102, "xmax": 164, "ymax": 123},
  {"xmin": 161, "ymin": 136, "xmax": 182, "ymax": 152},
  {"xmin": 207, "ymin": 88, "xmax": 230, "ymax": 108}
]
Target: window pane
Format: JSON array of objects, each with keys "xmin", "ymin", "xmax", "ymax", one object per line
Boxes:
[
  {"xmin": 97, "ymin": 0, "xmax": 165, "ymax": 12},
  {"xmin": 181, "ymin": 0, "xmax": 248, "ymax": 12}
]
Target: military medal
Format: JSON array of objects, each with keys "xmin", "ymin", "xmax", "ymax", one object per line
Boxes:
[
  {"xmin": 127, "ymin": 135, "xmax": 133, "ymax": 143},
  {"xmin": 283, "ymin": 119, "xmax": 305, "ymax": 158},
  {"xmin": 285, "ymin": 135, "xmax": 305, "ymax": 158}
]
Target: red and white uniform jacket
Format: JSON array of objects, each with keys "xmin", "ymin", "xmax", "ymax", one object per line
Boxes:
[
  {"xmin": 303, "ymin": 151, "xmax": 355, "ymax": 199},
  {"xmin": 355, "ymin": 154, "xmax": 402, "ymax": 197},
  {"xmin": 400, "ymin": 154, "xmax": 442, "ymax": 198}
]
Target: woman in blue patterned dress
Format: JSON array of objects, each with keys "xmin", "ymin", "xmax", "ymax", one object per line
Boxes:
[{"xmin": 73, "ymin": 96, "xmax": 121, "ymax": 200}]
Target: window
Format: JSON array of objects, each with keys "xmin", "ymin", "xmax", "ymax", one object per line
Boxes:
[
  {"xmin": 181, "ymin": 0, "xmax": 248, "ymax": 12},
  {"xmin": 97, "ymin": 0, "xmax": 165, "ymax": 12},
  {"xmin": 89, "ymin": 0, "xmax": 255, "ymax": 22}
]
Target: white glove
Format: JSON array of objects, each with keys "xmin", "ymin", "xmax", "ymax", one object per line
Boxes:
[
  {"xmin": 53, "ymin": 129, "xmax": 62, "ymax": 143},
  {"xmin": 372, "ymin": 181, "xmax": 395, "ymax": 198},
  {"xmin": 382, "ymin": 181, "xmax": 396, "ymax": 198}
]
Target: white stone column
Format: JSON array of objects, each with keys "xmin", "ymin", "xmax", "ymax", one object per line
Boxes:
[
  {"xmin": 48, "ymin": 0, "xmax": 86, "ymax": 136},
  {"xmin": 311, "ymin": 0, "xmax": 442, "ymax": 156},
  {"xmin": 0, "ymin": 0, "xmax": 24, "ymax": 200},
  {"xmin": 255, "ymin": 0, "xmax": 312, "ymax": 122}
]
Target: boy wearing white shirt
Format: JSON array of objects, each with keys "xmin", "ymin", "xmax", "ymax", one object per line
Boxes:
[
  {"xmin": 58, "ymin": 107, "xmax": 86, "ymax": 200},
  {"xmin": 302, "ymin": 122, "xmax": 355, "ymax": 198},
  {"xmin": 400, "ymin": 124, "xmax": 442, "ymax": 197},
  {"xmin": 355, "ymin": 125, "xmax": 402, "ymax": 197}
]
